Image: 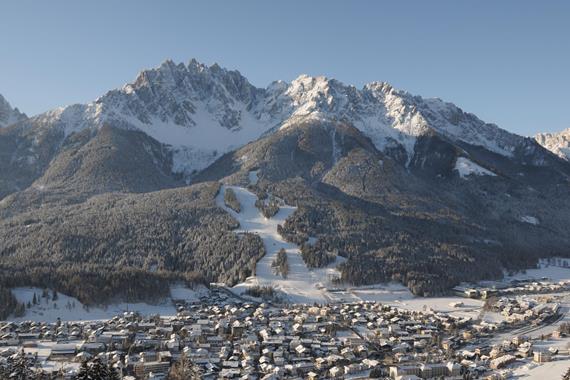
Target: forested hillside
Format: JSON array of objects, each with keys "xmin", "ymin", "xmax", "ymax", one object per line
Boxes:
[{"xmin": 0, "ymin": 182, "xmax": 264, "ymax": 307}]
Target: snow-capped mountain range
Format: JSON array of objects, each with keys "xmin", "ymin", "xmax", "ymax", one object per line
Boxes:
[
  {"xmin": 0, "ymin": 94, "xmax": 26, "ymax": 128},
  {"xmin": 15, "ymin": 59, "xmax": 536, "ymax": 177}
]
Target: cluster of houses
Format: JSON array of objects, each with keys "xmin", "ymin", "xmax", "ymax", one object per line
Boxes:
[
  {"xmin": 488, "ymin": 296, "xmax": 560, "ymax": 325},
  {"xmin": 455, "ymin": 279, "xmax": 570, "ymax": 300},
  {"xmin": 0, "ymin": 290, "xmax": 568, "ymax": 379}
]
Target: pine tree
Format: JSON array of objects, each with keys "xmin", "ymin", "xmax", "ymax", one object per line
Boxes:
[
  {"xmin": 13, "ymin": 302, "xmax": 26, "ymax": 317},
  {"xmin": 32, "ymin": 293, "xmax": 37, "ymax": 305},
  {"xmin": 107, "ymin": 363, "xmax": 120, "ymax": 380},
  {"xmin": 0, "ymin": 357, "xmax": 11, "ymax": 379},
  {"xmin": 74, "ymin": 361, "xmax": 91, "ymax": 380},
  {"xmin": 169, "ymin": 353, "xmax": 201, "ymax": 380},
  {"xmin": 90, "ymin": 358, "xmax": 110, "ymax": 379},
  {"xmin": 10, "ymin": 349, "xmax": 34, "ymax": 380}
]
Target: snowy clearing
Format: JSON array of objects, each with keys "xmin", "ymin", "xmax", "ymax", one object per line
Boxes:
[
  {"xmin": 351, "ymin": 284, "xmax": 485, "ymax": 319},
  {"xmin": 6, "ymin": 285, "xmax": 208, "ymax": 322},
  {"xmin": 510, "ymin": 356, "xmax": 570, "ymax": 379},
  {"xmin": 520, "ymin": 215, "xmax": 540, "ymax": 225},
  {"xmin": 455, "ymin": 157, "xmax": 497, "ymax": 178},
  {"xmin": 505, "ymin": 263, "xmax": 570, "ymax": 283}
]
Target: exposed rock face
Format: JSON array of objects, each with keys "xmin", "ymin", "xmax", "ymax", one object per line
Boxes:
[
  {"xmin": 20, "ymin": 59, "xmax": 535, "ymax": 179},
  {"xmin": 0, "ymin": 94, "xmax": 26, "ymax": 128}
]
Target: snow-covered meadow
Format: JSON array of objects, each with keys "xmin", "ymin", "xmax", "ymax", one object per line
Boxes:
[{"xmin": 7, "ymin": 284, "xmax": 209, "ymax": 322}]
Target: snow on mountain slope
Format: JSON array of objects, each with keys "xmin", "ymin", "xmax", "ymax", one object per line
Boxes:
[
  {"xmin": 31, "ymin": 60, "xmax": 274, "ymax": 176},
  {"xmin": 29, "ymin": 59, "xmax": 528, "ymax": 178},
  {"xmin": 276, "ymin": 77, "xmax": 521, "ymax": 162},
  {"xmin": 454, "ymin": 157, "xmax": 497, "ymax": 178},
  {"xmin": 535, "ymin": 128, "xmax": 570, "ymax": 160},
  {"xmin": 0, "ymin": 94, "xmax": 26, "ymax": 128}
]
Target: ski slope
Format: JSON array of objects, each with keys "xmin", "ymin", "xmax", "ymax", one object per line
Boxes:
[{"xmin": 215, "ymin": 180, "xmax": 344, "ymax": 304}]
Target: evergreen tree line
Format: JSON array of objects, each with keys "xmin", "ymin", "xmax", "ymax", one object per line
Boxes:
[
  {"xmin": 223, "ymin": 188, "xmax": 241, "ymax": 212},
  {"xmin": 0, "ymin": 285, "xmax": 19, "ymax": 319},
  {"xmin": 244, "ymin": 285, "xmax": 276, "ymax": 299},
  {"xmin": 300, "ymin": 243, "xmax": 336, "ymax": 269},
  {"xmin": 0, "ymin": 265, "xmax": 203, "ymax": 308},
  {"xmin": 255, "ymin": 196, "xmax": 280, "ymax": 218},
  {"xmin": 271, "ymin": 248, "xmax": 289, "ymax": 278}
]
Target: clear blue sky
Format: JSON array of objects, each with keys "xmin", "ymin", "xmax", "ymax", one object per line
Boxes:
[{"xmin": 1, "ymin": 1, "xmax": 568, "ymax": 136}]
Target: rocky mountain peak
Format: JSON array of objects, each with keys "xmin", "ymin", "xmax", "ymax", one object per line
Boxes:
[
  {"xmin": 535, "ymin": 128, "xmax": 570, "ymax": 160},
  {"xmin": 0, "ymin": 94, "xmax": 27, "ymax": 128},
  {"xmin": 22, "ymin": 58, "xmax": 544, "ymax": 178}
]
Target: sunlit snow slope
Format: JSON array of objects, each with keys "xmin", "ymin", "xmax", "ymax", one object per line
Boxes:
[{"xmin": 215, "ymin": 175, "xmax": 344, "ymax": 304}]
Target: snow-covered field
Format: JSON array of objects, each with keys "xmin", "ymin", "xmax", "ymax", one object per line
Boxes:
[
  {"xmin": 390, "ymin": 296, "xmax": 485, "ymax": 319},
  {"xmin": 349, "ymin": 283, "xmax": 414, "ymax": 303},
  {"xmin": 510, "ymin": 357, "xmax": 570, "ymax": 379},
  {"xmin": 349, "ymin": 284, "xmax": 486, "ymax": 319},
  {"xmin": 7, "ymin": 285, "xmax": 208, "ymax": 322},
  {"xmin": 505, "ymin": 263, "xmax": 570, "ymax": 283}
]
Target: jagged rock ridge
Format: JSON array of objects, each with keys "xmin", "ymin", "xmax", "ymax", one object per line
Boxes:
[
  {"xmin": 536, "ymin": 128, "xmax": 570, "ymax": 160},
  {"xmin": 0, "ymin": 94, "xmax": 26, "ymax": 128},
  {"xmin": 26, "ymin": 59, "xmax": 535, "ymax": 178}
]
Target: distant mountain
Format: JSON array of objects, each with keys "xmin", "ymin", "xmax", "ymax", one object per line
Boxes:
[
  {"xmin": 0, "ymin": 94, "xmax": 26, "ymax": 128},
  {"xmin": 536, "ymin": 128, "xmax": 570, "ymax": 160},
  {"xmin": 1, "ymin": 59, "xmax": 570, "ymax": 306}
]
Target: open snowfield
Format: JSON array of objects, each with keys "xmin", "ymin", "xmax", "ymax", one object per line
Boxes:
[
  {"xmin": 7, "ymin": 285, "xmax": 208, "ymax": 322},
  {"xmin": 350, "ymin": 284, "xmax": 486, "ymax": 319},
  {"xmin": 455, "ymin": 156, "xmax": 497, "ymax": 178},
  {"xmin": 349, "ymin": 283, "xmax": 415, "ymax": 303},
  {"xmin": 388, "ymin": 296, "xmax": 485, "ymax": 319},
  {"xmin": 510, "ymin": 357, "xmax": 570, "ymax": 379},
  {"xmin": 473, "ymin": 259, "xmax": 570, "ymax": 288},
  {"xmin": 505, "ymin": 264, "xmax": 570, "ymax": 283}
]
